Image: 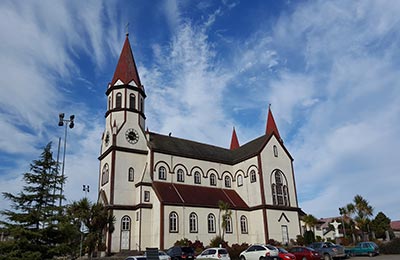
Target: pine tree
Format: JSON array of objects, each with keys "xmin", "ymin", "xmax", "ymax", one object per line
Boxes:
[
  {"xmin": 370, "ymin": 212, "xmax": 391, "ymax": 239},
  {"xmin": 0, "ymin": 142, "xmax": 78, "ymax": 260}
]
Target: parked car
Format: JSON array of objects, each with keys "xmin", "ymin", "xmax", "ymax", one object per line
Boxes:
[
  {"xmin": 197, "ymin": 247, "xmax": 230, "ymax": 260},
  {"xmin": 278, "ymin": 247, "xmax": 296, "ymax": 260},
  {"xmin": 144, "ymin": 250, "xmax": 172, "ymax": 260},
  {"xmin": 288, "ymin": 246, "xmax": 321, "ymax": 260},
  {"xmin": 345, "ymin": 242, "xmax": 379, "ymax": 257},
  {"xmin": 239, "ymin": 244, "xmax": 279, "ymax": 260},
  {"xmin": 125, "ymin": 256, "xmax": 147, "ymax": 260},
  {"xmin": 308, "ymin": 242, "xmax": 346, "ymax": 260},
  {"xmin": 167, "ymin": 246, "xmax": 196, "ymax": 260}
]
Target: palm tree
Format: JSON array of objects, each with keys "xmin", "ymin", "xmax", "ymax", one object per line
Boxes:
[
  {"xmin": 68, "ymin": 198, "xmax": 115, "ymax": 258},
  {"xmin": 342, "ymin": 195, "xmax": 373, "ymax": 242},
  {"xmin": 303, "ymin": 214, "xmax": 318, "ymax": 233},
  {"xmin": 218, "ymin": 200, "xmax": 231, "ymax": 241}
]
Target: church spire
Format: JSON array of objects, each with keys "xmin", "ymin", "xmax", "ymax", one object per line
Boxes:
[
  {"xmin": 230, "ymin": 127, "xmax": 240, "ymax": 150},
  {"xmin": 111, "ymin": 34, "xmax": 142, "ymax": 88},
  {"xmin": 266, "ymin": 105, "xmax": 281, "ymax": 141}
]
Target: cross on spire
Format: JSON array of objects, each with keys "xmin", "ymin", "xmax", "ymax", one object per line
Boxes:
[{"xmin": 125, "ymin": 22, "xmax": 129, "ymax": 36}]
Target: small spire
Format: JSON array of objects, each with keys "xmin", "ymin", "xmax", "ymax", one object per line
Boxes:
[
  {"xmin": 266, "ymin": 105, "xmax": 281, "ymax": 141},
  {"xmin": 230, "ymin": 127, "xmax": 240, "ymax": 150}
]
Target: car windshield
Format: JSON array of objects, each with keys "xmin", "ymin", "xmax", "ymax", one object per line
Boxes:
[
  {"xmin": 182, "ymin": 247, "xmax": 194, "ymax": 253},
  {"xmin": 278, "ymin": 248, "xmax": 288, "ymax": 253},
  {"xmin": 265, "ymin": 245, "xmax": 277, "ymax": 250},
  {"xmin": 218, "ymin": 249, "xmax": 228, "ymax": 254}
]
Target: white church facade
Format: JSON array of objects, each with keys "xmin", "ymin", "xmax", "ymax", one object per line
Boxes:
[{"xmin": 98, "ymin": 34, "xmax": 302, "ymax": 254}]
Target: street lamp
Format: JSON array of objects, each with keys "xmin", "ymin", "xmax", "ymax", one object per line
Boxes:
[
  {"xmin": 58, "ymin": 113, "xmax": 75, "ymax": 207},
  {"xmin": 83, "ymin": 185, "xmax": 90, "ymax": 198}
]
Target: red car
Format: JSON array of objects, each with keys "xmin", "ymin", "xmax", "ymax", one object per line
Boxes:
[
  {"xmin": 288, "ymin": 247, "xmax": 321, "ymax": 260},
  {"xmin": 278, "ymin": 247, "xmax": 296, "ymax": 260}
]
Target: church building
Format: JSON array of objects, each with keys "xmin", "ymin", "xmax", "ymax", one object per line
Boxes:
[{"xmin": 98, "ymin": 34, "xmax": 302, "ymax": 254}]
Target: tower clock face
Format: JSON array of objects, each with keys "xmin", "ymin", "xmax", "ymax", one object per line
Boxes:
[{"xmin": 125, "ymin": 128, "xmax": 139, "ymax": 144}]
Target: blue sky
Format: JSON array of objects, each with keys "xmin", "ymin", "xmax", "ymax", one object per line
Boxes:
[{"xmin": 1, "ymin": 0, "xmax": 399, "ymax": 221}]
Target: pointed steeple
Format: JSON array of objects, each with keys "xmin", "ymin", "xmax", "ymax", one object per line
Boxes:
[
  {"xmin": 111, "ymin": 33, "xmax": 142, "ymax": 88},
  {"xmin": 230, "ymin": 127, "xmax": 240, "ymax": 150},
  {"xmin": 266, "ymin": 105, "xmax": 281, "ymax": 141}
]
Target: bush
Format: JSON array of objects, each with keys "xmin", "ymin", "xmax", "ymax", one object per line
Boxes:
[
  {"xmin": 380, "ymin": 238, "xmax": 400, "ymax": 254},
  {"xmin": 296, "ymin": 235, "xmax": 305, "ymax": 245},
  {"xmin": 303, "ymin": 231, "xmax": 315, "ymax": 245},
  {"xmin": 227, "ymin": 243, "xmax": 248, "ymax": 260},
  {"xmin": 210, "ymin": 235, "xmax": 228, "ymax": 248}
]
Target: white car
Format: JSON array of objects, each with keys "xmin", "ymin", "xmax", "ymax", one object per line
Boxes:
[
  {"xmin": 125, "ymin": 256, "xmax": 147, "ymax": 260},
  {"xmin": 239, "ymin": 244, "xmax": 279, "ymax": 260},
  {"xmin": 197, "ymin": 248, "xmax": 230, "ymax": 260}
]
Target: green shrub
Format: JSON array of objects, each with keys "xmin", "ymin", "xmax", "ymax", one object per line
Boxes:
[
  {"xmin": 380, "ymin": 238, "xmax": 400, "ymax": 254},
  {"xmin": 227, "ymin": 243, "xmax": 248, "ymax": 260}
]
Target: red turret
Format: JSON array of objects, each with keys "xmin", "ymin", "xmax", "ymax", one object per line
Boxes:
[
  {"xmin": 230, "ymin": 127, "xmax": 240, "ymax": 150},
  {"xmin": 111, "ymin": 34, "xmax": 142, "ymax": 88},
  {"xmin": 266, "ymin": 105, "xmax": 281, "ymax": 141}
]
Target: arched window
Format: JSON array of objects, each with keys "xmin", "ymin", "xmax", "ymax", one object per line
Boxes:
[
  {"xmin": 194, "ymin": 171, "xmax": 201, "ymax": 184},
  {"xmin": 130, "ymin": 94, "xmax": 136, "ymax": 110},
  {"xmin": 159, "ymin": 166, "xmax": 166, "ymax": 180},
  {"xmin": 177, "ymin": 169, "xmax": 184, "ymax": 182},
  {"xmin": 116, "ymin": 93, "xmax": 122, "ymax": 108},
  {"xmin": 273, "ymin": 145, "xmax": 278, "ymax": 157},
  {"xmin": 224, "ymin": 175, "xmax": 231, "ymax": 188},
  {"xmin": 128, "ymin": 167, "xmax": 134, "ymax": 182},
  {"xmin": 240, "ymin": 216, "xmax": 248, "ymax": 234},
  {"xmin": 237, "ymin": 175, "xmax": 243, "ymax": 187},
  {"xmin": 169, "ymin": 212, "xmax": 178, "ymax": 232},
  {"xmin": 189, "ymin": 212, "xmax": 198, "ymax": 233},
  {"xmin": 208, "ymin": 214, "xmax": 216, "ymax": 233},
  {"xmin": 210, "ymin": 173, "xmax": 217, "ymax": 186},
  {"xmin": 250, "ymin": 170, "xmax": 257, "ymax": 183},
  {"xmin": 225, "ymin": 216, "xmax": 232, "ymax": 233},
  {"xmin": 121, "ymin": 216, "xmax": 131, "ymax": 231},
  {"xmin": 101, "ymin": 164, "xmax": 109, "ymax": 185},
  {"xmin": 271, "ymin": 170, "xmax": 290, "ymax": 206}
]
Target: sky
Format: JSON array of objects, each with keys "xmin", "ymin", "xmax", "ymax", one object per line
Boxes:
[{"xmin": 0, "ymin": 0, "xmax": 399, "ymax": 222}]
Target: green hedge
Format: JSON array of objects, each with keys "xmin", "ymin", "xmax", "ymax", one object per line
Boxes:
[{"xmin": 380, "ymin": 238, "xmax": 400, "ymax": 254}]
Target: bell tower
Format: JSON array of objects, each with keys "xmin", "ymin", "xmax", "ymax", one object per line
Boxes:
[{"xmin": 98, "ymin": 33, "xmax": 150, "ymax": 253}]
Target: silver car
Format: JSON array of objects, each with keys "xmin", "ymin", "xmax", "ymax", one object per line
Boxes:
[
  {"xmin": 197, "ymin": 248, "xmax": 231, "ymax": 260},
  {"xmin": 239, "ymin": 244, "xmax": 279, "ymax": 260}
]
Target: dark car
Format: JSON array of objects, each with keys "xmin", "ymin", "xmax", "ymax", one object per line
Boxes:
[
  {"xmin": 308, "ymin": 242, "xmax": 346, "ymax": 260},
  {"xmin": 167, "ymin": 246, "xmax": 196, "ymax": 260},
  {"xmin": 288, "ymin": 246, "xmax": 321, "ymax": 260}
]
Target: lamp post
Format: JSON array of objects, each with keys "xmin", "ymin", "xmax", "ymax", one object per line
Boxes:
[
  {"xmin": 58, "ymin": 113, "xmax": 75, "ymax": 207},
  {"xmin": 83, "ymin": 185, "xmax": 90, "ymax": 198}
]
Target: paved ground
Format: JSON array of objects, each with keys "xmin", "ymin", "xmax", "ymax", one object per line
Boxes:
[{"xmin": 349, "ymin": 255, "xmax": 399, "ymax": 260}]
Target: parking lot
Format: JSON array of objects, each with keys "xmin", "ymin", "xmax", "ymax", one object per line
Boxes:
[{"xmin": 350, "ymin": 255, "xmax": 398, "ymax": 260}]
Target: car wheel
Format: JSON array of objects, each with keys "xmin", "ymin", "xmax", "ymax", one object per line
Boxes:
[
  {"xmin": 240, "ymin": 256, "xmax": 246, "ymax": 260},
  {"xmin": 302, "ymin": 257, "xmax": 307, "ymax": 260},
  {"xmin": 323, "ymin": 254, "xmax": 331, "ymax": 260},
  {"xmin": 368, "ymin": 252, "xmax": 373, "ymax": 257},
  {"xmin": 259, "ymin": 257, "xmax": 265, "ymax": 260}
]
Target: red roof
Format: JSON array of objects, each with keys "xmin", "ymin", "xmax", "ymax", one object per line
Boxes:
[
  {"xmin": 111, "ymin": 34, "xmax": 142, "ymax": 87},
  {"xmin": 230, "ymin": 127, "xmax": 240, "ymax": 150},
  {"xmin": 152, "ymin": 181, "xmax": 249, "ymax": 210},
  {"xmin": 391, "ymin": 220, "xmax": 400, "ymax": 230},
  {"xmin": 266, "ymin": 106, "xmax": 281, "ymax": 140}
]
